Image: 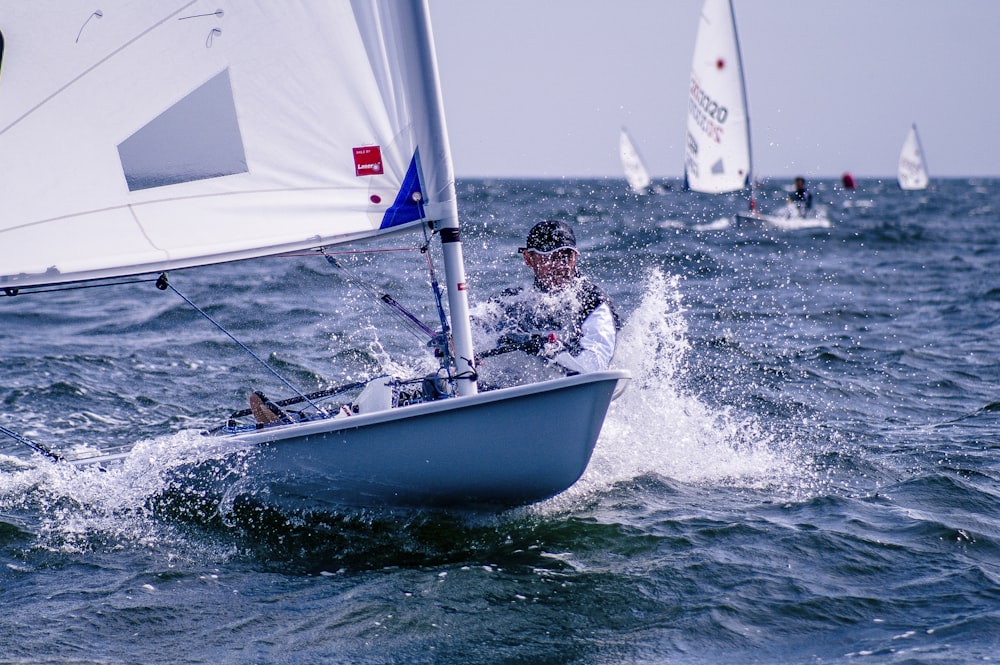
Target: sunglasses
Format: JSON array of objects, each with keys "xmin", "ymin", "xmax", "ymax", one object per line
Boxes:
[{"xmin": 517, "ymin": 247, "xmax": 578, "ymax": 259}]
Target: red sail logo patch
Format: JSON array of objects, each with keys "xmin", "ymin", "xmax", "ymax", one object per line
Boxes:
[{"xmin": 353, "ymin": 146, "xmax": 383, "ymax": 176}]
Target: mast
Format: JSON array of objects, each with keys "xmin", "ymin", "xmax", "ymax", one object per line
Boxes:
[
  {"xmin": 729, "ymin": 0, "xmax": 752, "ymax": 184},
  {"xmin": 728, "ymin": 0, "xmax": 754, "ymax": 208},
  {"xmin": 404, "ymin": 0, "xmax": 478, "ymax": 396}
]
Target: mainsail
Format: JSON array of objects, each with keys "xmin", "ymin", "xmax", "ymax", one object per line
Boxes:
[
  {"xmin": 0, "ymin": 2, "xmax": 448, "ymax": 289},
  {"xmin": 897, "ymin": 123, "xmax": 929, "ymax": 190},
  {"xmin": 683, "ymin": 0, "xmax": 752, "ymax": 194},
  {"xmin": 619, "ymin": 127, "xmax": 652, "ymax": 194}
]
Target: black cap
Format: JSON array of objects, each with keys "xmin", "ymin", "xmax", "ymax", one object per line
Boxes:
[{"xmin": 519, "ymin": 220, "xmax": 577, "ymax": 254}]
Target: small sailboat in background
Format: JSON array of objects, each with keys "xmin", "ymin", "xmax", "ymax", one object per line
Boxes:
[
  {"xmin": 683, "ymin": 0, "xmax": 752, "ymax": 196},
  {"xmin": 0, "ymin": 1, "xmax": 628, "ymax": 510},
  {"xmin": 620, "ymin": 126, "xmax": 653, "ymax": 194},
  {"xmin": 686, "ymin": 0, "xmax": 827, "ymax": 229},
  {"xmin": 897, "ymin": 123, "xmax": 930, "ymax": 190},
  {"xmin": 619, "ymin": 127, "xmax": 666, "ymax": 195}
]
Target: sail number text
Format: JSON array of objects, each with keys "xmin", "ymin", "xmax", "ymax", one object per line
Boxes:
[{"xmin": 688, "ymin": 78, "xmax": 728, "ymax": 143}]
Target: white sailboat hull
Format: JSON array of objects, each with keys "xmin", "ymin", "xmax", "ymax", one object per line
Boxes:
[
  {"xmin": 203, "ymin": 370, "xmax": 629, "ymax": 509},
  {"xmin": 735, "ymin": 203, "xmax": 830, "ymax": 230}
]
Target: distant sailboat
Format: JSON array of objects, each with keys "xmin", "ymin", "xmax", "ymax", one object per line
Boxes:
[
  {"xmin": 685, "ymin": 0, "xmax": 829, "ymax": 229},
  {"xmin": 620, "ymin": 127, "xmax": 653, "ymax": 194},
  {"xmin": 683, "ymin": 0, "xmax": 752, "ymax": 195},
  {"xmin": 897, "ymin": 123, "xmax": 929, "ymax": 190}
]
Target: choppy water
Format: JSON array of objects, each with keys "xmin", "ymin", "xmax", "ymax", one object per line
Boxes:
[{"xmin": 1, "ymin": 177, "xmax": 998, "ymax": 663}]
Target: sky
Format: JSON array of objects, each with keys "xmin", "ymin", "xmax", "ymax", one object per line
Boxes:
[{"xmin": 427, "ymin": 0, "xmax": 1000, "ymax": 180}]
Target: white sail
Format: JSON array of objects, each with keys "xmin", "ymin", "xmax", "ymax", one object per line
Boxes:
[
  {"xmin": 898, "ymin": 123, "xmax": 929, "ymax": 190},
  {"xmin": 619, "ymin": 127, "xmax": 652, "ymax": 193},
  {"xmin": 684, "ymin": 0, "xmax": 752, "ymax": 194},
  {"xmin": 0, "ymin": 2, "xmax": 448, "ymax": 290}
]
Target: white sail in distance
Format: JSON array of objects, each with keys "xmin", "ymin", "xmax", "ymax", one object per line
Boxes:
[
  {"xmin": 0, "ymin": 1, "xmax": 453, "ymax": 290},
  {"xmin": 684, "ymin": 0, "xmax": 752, "ymax": 194},
  {"xmin": 898, "ymin": 123, "xmax": 929, "ymax": 190},
  {"xmin": 619, "ymin": 127, "xmax": 652, "ymax": 194}
]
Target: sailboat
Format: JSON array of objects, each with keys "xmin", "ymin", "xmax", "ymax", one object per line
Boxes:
[
  {"xmin": 0, "ymin": 2, "xmax": 628, "ymax": 509},
  {"xmin": 683, "ymin": 0, "xmax": 752, "ymax": 196},
  {"xmin": 620, "ymin": 126, "xmax": 664, "ymax": 195},
  {"xmin": 685, "ymin": 0, "xmax": 827, "ymax": 229},
  {"xmin": 897, "ymin": 123, "xmax": 930, "ymax": 190}
]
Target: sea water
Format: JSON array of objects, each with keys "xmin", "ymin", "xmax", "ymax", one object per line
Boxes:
[{"xmin": 1, "ymin": 177, "xmax": 998, "ymax": 663}]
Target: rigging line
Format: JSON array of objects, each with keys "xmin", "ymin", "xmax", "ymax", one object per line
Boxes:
[
  {"xmin": 420, "ymin": 224, "xmax": 455, "ymax": 370},
  {"xmin": 0, "ymin": 423, "xmax": 63, "ymax": 463},
  {"xmin": 319, "ymin": 247, "xmax": 423, "ymax": 255},
  {"xmin": 156, "ymin": 274, "xmax": 322, "ymax": 413},
  {"xmin": 1, "ymin": 276, "xmax": 161, "ymax": 298},
  {"xmin": 275, "ymin": 247, "xmax": 422, "ymax": 260},
  {"xmin": 321, "ymin": 252, "xmax": 436, "ymax": 341}
]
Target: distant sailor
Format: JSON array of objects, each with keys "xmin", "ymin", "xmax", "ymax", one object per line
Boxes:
[
  {"xmin": 788, "ymin": 176, "xmax": 813, "ymax": 216},
  {"xmin": 474, "ymin": 220, "xmax": 619, "ymax": 388}
]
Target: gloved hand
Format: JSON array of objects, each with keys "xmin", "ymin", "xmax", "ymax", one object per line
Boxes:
[
  {"xmin": 539, "ymin": 332, "xmax": 564, "ymax": 358},
  {"xmin": 495, "ymin": 332, "xmax": 546, "ymax": 355},
  {"xmin": 495, "ymin": 332, "xmax": 562, "ymax": 358}
]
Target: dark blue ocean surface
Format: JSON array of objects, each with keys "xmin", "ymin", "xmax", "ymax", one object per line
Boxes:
[{"xmin": 1, "ymin": 177, "xmax": 998, "ymax": 663}]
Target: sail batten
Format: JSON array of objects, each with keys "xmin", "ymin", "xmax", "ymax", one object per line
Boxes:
[
  {"xmin": 0, "ymin": 1, "xmax": 443, "ymax": 290},
  {"xmin": 684, "ymin": 0, "xmax": 752, "ymax": 194}
]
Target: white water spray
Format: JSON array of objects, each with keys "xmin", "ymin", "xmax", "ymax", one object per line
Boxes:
[
  {"xmin": 0, "ymin": 431, "xmax": 241, "ymax": 555},
  {"xmin": 556, "ymin": 269, "xmax": 802, "ymax": 505}
]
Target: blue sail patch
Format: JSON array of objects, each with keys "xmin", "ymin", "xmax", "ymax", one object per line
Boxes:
[{"xmin": 379, "ymin": 151, "xmax": 425, "ymax": 230}]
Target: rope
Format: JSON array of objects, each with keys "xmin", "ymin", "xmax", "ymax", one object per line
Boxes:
[
  {"xmin": 322, "ymin": 252, "xmax": 436, "ymax": 342},
  {"xmin": 419, "ymin": 225, "xmax": 455, "ymax": 372},
  {"xmin": 0, "ymin": 423, "xmax": 64, "ymax": 463},
  {"xmin": 156, "ymin": 274, "xmax": 322, "ymax": 413}
]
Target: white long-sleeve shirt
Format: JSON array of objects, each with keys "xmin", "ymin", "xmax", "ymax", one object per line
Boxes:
[{"xmin": 551, "ymin": 301, "xmax": 616, "ymax": 373}]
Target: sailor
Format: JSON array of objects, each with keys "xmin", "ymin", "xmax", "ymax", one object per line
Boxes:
[
  {"xmin": 788, "ymin": 176, "xmax": 813, "ymax": 216},
  {"xmin": 250, "ymin": 220, "xmax": 620, "ymax": 418},
  {"xmin": 475, "ymin": 220, "xmax": 619, "ymax": 380}
]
